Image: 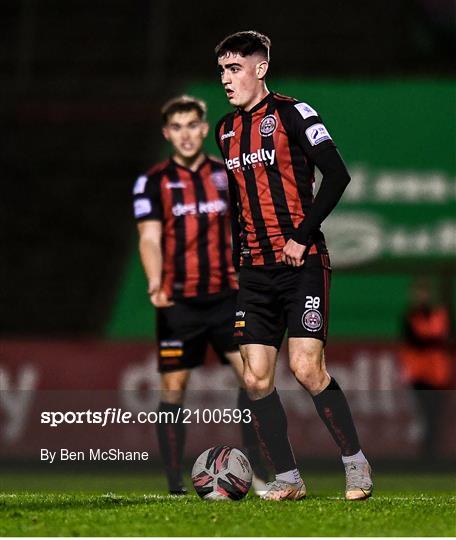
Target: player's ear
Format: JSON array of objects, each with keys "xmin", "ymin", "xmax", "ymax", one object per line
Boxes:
[
  {"xmin": 256, "ymin": 60, "xmax": 269, "ymax": 80},
  {"xmin": 201, "ymin": 122, "xmax": 209, "ymax": 138},
  {"xmin": 162, "ymin": 126, "xmax": 170, "ymax": 141}
]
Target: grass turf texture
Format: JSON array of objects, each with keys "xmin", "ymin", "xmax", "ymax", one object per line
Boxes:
[{"xmin": 0, "ymin": 471, "xmax": 455, "ymax": 536}]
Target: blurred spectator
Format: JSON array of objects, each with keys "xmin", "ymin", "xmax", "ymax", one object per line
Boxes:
[{"xmin": 400, "ymin": 279, "xmax": 453, "ymax": 459}]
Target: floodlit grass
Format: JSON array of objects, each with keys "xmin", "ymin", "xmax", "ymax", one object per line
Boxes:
[{"xmin": 0, "ymin": 471, "xmax": 454, "ymax": 536}]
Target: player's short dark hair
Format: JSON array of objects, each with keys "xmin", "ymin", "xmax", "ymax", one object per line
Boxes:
[
  {"xmin": 161, "ymin": 95, "xmax": 207, "ymax": 125},
  {"xmin": 215, "ymin": 31, "xmax": 271, "ymax": 61}
]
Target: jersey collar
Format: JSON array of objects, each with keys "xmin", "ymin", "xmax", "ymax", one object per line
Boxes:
[
  {"xmin": 170, "ymin": 154, "xmax": 209, "ymax": 174},
  {"xmin": 238, "ymin": 92, "xmax": 274, "ymax": 116}
]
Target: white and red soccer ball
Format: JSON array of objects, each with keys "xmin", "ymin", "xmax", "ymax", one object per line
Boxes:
[{"xmin": 191, "ymin": 446, "xmax": 252, "ymax": 500}]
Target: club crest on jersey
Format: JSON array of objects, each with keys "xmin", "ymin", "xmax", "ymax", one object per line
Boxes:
[
  {"xmin": 211, "ymin": 171, "xmax": 228, "ymax": 190},
  {"xmin": 302, "ymin": 309, "xmax": 323, "ymax": 332},
  {"xmin": 259, "ymin": 114, "xmax": 277, "ymax": 137}
]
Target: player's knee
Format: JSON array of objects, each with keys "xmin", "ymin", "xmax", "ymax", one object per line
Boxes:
[
  {"xmin": 295, "ymin": 368, "xmax": 328, "ymax": 394},
  {"xmin": 292, "ymin": 365, "xmax": 315, "ymax": 388},
  {"xmin": 243, "ymin": 372, "xmax": 272, "ymax": 397},
  {"xmin": 289, "ymin": 347, "xmax": 320, "ymax": 371},
  {"xmin": 161, "ymin": 378, "xmax": 186, "ymax": 392},
  {"xmin": 290, "ymin": 351, "xmax": 325, "ymax": 392},
  {"xmin": 160, "ymin": 373, "xmax": 188, "ymax": 403}
]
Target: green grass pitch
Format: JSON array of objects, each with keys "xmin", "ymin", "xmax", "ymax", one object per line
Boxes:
[{"xmin": 0, "ymin": 470, "xmax": 455, "ymax": 536}]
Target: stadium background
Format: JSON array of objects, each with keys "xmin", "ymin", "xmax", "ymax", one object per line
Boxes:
[{"xmin": 1, "ymin": 0, "xmax": 455, "ymax": 471}]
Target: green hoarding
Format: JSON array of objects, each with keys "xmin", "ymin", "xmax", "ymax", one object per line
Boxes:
[{"xmin": 107, "ymin": 80, "xmax": 455, "ymax": 339}]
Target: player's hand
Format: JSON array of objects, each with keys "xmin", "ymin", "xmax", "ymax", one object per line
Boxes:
[
  {"xmin": 148, "ymin": 280, "xmax": 174, "ymax": 308},
  {"xmin": 281, "ymin": 239, "xmax": 306, "ymax": 267},
  {"xmin": 151, "ymin": 289, "xmax": 175, "ymax": 308}
]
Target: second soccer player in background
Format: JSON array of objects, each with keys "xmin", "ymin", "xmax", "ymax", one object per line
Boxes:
[{"xmin": 133, "ymin": 95, "xmax": 269, "ymax": 495}]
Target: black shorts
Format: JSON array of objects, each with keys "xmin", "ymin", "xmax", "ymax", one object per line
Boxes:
[
  {"xmin": 234, "ymin": 254, "xmax": 331, "ymax": 349},
  {"xmin": 157, "ymin": 291, "xmax": 238, "ymax": 373}
]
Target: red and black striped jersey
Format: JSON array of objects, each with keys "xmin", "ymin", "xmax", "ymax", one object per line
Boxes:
[
  {"xmin": 216, "ymin": 92, "xmax": 335, "ymax": 267},
  {"xmin": 133, "ymin": 155, "xmax": 238, "ymax": 300}
]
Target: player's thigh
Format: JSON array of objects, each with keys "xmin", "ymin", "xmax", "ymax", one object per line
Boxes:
[
  {"xmin": 288, "ymin": 336, "xmax": 326, "ymax": 374},
  {"xmin": 157, "ymin": 302, "xmax": 208, "ymax": 373},
  {"xmin": 223, "ymin": 350, "xmax": 244, "ymax": 384},
  {"xmin": 284, "ymin": 254, "xmax": 331, "ymax": 343},
  {"xmin": 234, "ymin": 267, "xmax": 286, "ymax": 350}
]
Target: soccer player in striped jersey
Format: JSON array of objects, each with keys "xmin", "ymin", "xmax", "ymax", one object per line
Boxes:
[
  {"xmin": 215, "ymin": 31, "xmax": 373, "ymax": 500},
  {"xmin": 133, "ymin": 95, "xmax": 268, "ymax": 495}
]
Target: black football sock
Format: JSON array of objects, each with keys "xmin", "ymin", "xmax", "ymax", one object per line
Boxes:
[
  {"xmin": 156, "ymin": 401, "xmax": 186, "ymax": 490},
  {"xmin": 247, "ymin": 388, "xmax": 297, "ymax": 475},
  {"xmin": 312, "ymin": 377, "xmax": 361, "ymax": 456},
  {"xmin": 237, "ymin": 388, "xmax": 269, "ymax": 481}
]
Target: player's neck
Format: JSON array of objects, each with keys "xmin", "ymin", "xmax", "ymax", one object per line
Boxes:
[
  {"xmin": 172, "ymin": 152, "xmax": 206, "ymax": 172},
  {"xmin": 242, "ymin": 85, "xmax": 270, "ymax": 112}
]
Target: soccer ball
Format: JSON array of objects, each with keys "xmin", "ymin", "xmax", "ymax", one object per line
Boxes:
[{"xmin": 191, "ymin": 446, "xmax": 252, "ymax": 500}]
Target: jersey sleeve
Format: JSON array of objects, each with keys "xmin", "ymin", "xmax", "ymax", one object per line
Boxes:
[
  {"xmin": 281, "ymin": 101, "xmax": 351, "ymax": 246},
  {"xmin": 284, "ymin": 101, "xmax": 336, "ymax": 159},
  {"xmin": 132, "ymin": 172, "xmax": 163, "ymax": 222}
]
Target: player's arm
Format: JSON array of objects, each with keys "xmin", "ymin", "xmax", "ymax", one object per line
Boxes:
[
  {"xmin": 133, "ymin": 173, "xmax": 173, "ymax": 307},
  {"xmin": 282, "ymin": 103, "xmax": 351, "ymax": 266},
  {"xmin": 137, "ymin": 220, "xmax": 172, "ymax": 307},
  {"xmin": 290, "ymin": 147, "xmax": 351, "ymax": 247}
]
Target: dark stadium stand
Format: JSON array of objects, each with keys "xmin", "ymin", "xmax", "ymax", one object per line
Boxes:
[{"xmin": 2, "ymin": 1, "xmax": 166, "ymax": 334}]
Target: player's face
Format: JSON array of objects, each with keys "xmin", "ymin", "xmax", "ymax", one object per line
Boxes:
[
  {"xmin": 162, "ymin": 110, "xmax": 208, "ymax": 160},
  {"xmin": 218, "ymin": 53, "xmax": 268, "ymax": 110}
]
